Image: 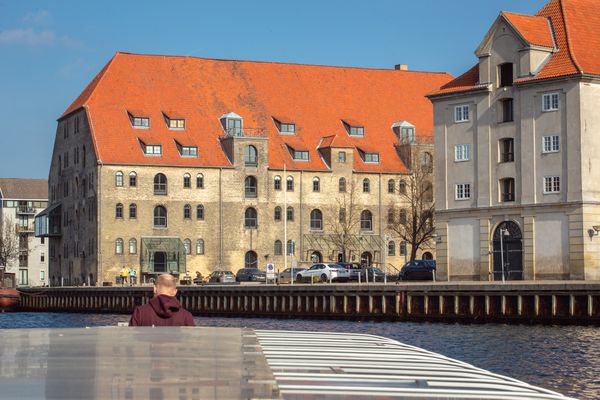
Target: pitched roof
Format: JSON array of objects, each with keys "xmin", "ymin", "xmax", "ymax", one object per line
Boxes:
[
  {"xmin": 0, "ymin": 178, "xmax": 47, "ymax": 200},
  {"xmin": 62, "ymin": 53, "xmax": 452, "ymax": 173},
  {"xmin": 429, "ymin": 0, "xmax": 600, "ymax": 97}
]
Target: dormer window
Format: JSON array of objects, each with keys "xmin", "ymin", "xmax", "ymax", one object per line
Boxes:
[
  {"xmin": 144, "ymin": 144, "xmax": 162, "ymax": 156},
  {"xmin": 220, "ymin": 112, "xmax": 243, "ymax": 136},
  {"xmin": 499, "ymin": 63, "xmax": 513, "ymax": 88},
  {"xmin": 364, "ymin": 152, "xmax": 379, "ymax": 163},
  {"xmin": 180, "ymin": 146, "xmax": 197, "ymax": 157},
  {"xmin": 168, "ymin": 118, "xmax": 185, "ymax": 129},
  {"xmin": 293, "ymin": 150, "xmax": 309, "ymax": 161},
  {"xmin": 392, "ymin": 121, "xmax": 415, "ymax": 143},
  {"xmin": 273, "ymin": 118, "xmax": 296, "ymax": 134},
  {"xmin": 129, "ymin": 112, "xmax": 149, "ymax": 128},
  {"xmin": 343, "ymin": 121, "xmax": 364, "ymax": 137}
]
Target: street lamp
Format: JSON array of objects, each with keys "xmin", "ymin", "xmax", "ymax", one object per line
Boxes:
[{"xmin": 499, "ymin": 228, "xmax": 510, "ymax": 283}]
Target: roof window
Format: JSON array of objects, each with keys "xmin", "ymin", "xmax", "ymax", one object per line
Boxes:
[
  {"xmin": 273, "ymin": 118, "xmax": 296, "ymax": 134},
  {"xmin": 392, "ymin": 121, "xmax": 415, "ymax": 144},
  {"xmin": 363, "ymin": 152, "xmax": 379, "ymax": 163},
  {"xmin": 144, "ymin": 144, "xmax": 162, "ymax": 156},
  {"xmin": 343, "ymin": 121, "xmax": 364, "ymax": 137},
  {"xmin": 128, "ymin": 112, "xmax": 149, "ymax": 128},
  {"xmin": 293, "ymin": 150, "xmax": 309, "ymax": 161}
]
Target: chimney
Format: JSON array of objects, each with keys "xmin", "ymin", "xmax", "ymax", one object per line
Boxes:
[{"xmin": 394, "ymin": 64, "xmax": 409, "ymax": 71}]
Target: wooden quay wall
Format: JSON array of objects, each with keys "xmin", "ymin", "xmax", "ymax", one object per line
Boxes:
[{"xmin": 16, "ymin": 281, "xmax": 600, "ymax": 325}]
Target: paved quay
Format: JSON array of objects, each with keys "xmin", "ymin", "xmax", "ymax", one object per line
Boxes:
[{"xmin": 16, "ymin": 281, "xmax": 600, "ymax": 325}]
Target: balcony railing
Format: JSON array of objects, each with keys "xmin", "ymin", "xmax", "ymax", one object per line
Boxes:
[
  {"xmin": 222, "ymin": 127, "xmax": 267, "ymax": 138},
  {"xmin": 18, "ymin": 224, "xmax": 34, "ymax": 233},
  {"xmin": 17, "ymin": 206, "xmax": 36, "ymax": 215}
]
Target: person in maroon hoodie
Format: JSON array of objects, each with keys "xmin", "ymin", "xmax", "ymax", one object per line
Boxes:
[{"xmin": 129, "ymin": 273, "xmax": 195, "ymax": 326}]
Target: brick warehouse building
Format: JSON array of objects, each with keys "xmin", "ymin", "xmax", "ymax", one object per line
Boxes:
[{"xmin": 36, "ymin": 52, "xmax": 451, "ymax": 285}]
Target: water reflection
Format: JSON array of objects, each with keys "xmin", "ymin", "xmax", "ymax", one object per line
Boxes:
[{"xmin": 0, "ymin": 313, "xmax": 598, "ymax": 399}]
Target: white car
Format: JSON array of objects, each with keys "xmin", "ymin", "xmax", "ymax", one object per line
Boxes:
[{"xmin": 296, "ymin": 263, "xmax": 350, "ymax": 283}]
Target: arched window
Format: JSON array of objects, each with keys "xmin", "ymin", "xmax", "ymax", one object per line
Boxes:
[
  {"xmin": 244, "ymin": 207, "xmax": 257, "ymax": 228},
  {"xmin": 286, "ymin": 176, "xmax": 294, "ymax": 191},
  {"xmin": 388, "ymin": 241, "xmax": 395, "ymax": 256},
  {"xmin": 115, "ymin": 203, "xmax": 123, "ymax": 219},
  {"xmin": 82, "ymin": 145, "xmax": 86, "ymax": 168},
  {"xmin": 274, "ymin": 206, "xmax": 282, "ymax": 221},
  {"xmin": 286, "ymin": 206, "xmax": 294, "ymax": 221},
  {"xmin": 244, "ymin": 145, "xmax": 258, "ymax": 166},
  {"xmin": 245, "ymin": 251, "xmax": 258, "ymax": 268},
  {"xmin": 196, "ymin": 239, "xmax": 204, "ymax": 255},
  {"xmin": 183, "ymin": 239, "xmax": 191, "ymax": 255},
  {"xmin": 399, "ymin": 241, "xmax": 407, "ymax": 256},
  {"xmin": 154, "ymin": 173, "xmax": 167, "ymax": 195},
  {"xmin": 310, "ymin": 209, "xmax": 323, "ymax": 230},
  {"xmin": 196, "ymin": 173, "xmax": 204, "ymax": 189},
  {"xmin": 363, "ymin": 178, "xmax": 370, "ymax": 193},
  {"xmin": 422, "ymin": 181, "xmax": 433, "ymax": 202},
  {"xmin": 183, "ymin": 173, "xmax": 191, "ymax": 188},
  {"xmin": 115, "ymin": 171, "xmax": 124, "ymax": 187},
  {"xmin": 387, "ymin": 208, "xmax": 395, "ymax": 224},
  {"xmin": 154, "ymin": 206, "xmax": 167, "ymax": 227},
  {"xmin": 129, "ymin": 203, "xmax": 137, "ymax": 219},
  {"xmin": 399, "ymin": 180, "xmax": 407, "ymax": 195},
  {"xmin": 129, "ymin": 238, "xmax": 137, "ymax": 254},
  {"xmin": 313, "ymin": 177, "xmax": 320, "ymax": 192},
  {"xmin": 421, "ymin": 152, "xmax": 433, "ymax": 173},
  {"xmin": 183, "ymin": 204, "xmax": 191, "ymax": 219},
  {"xmin": 399, "ymin": 209, "xmax": 407, "ymax": 224},
  {"xmin": 339, "ymin": 177, "xmax": 346, "ymax": 193},
  {"xmin": 274, "ymin": 175, "xmax": 281, "ymax": 191},
  {"xmin": 287, "ymin": 240, "xmax": 295, "ymax": 255},
  {"xmin": 196, "ymin": 205, "xmax": 204, "ymax": 220},
  {"xmin": 274, "ymin": 240, "xmax": 282, "ymax": 255},
  {"xmin": 360, "ymin": 210, "xmax": 373, "ymax": 231},
  {"xmin": 129, "ymin": 171, "xmax": 137, "ymax": 187},
  {"xmin": 245, "ymin": 176, "xmax": 257, "ymax": 198},
  {"xmin": 115, "ymin": 238, "xmax": 123, "ymax": 254},
  {"xmin": 388, "ymin": 179, "xmax": 395, "ymax": 193}
]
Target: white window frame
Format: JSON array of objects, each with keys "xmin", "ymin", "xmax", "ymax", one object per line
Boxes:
[
  {"xmin": 542, "ymin": 135, "xmax": 560, "ymax": 153},
  {"xmin": 454, "ymin": 144, "xmax": 470, "ymax": 162},
  {"xmin": 455, "ymin": 183, "xmax": 471, "ymax": 200},
  {"xmin": 542, "ymin": 92, "xmax": 560, "ymax": 112},
  {"xmin": 144, "ymin": 144, "xmax": 162, "ymax": 156},
  {"xmin": 364, "ymin": 153, "xmax": 380, "ymax": 163},
  {"xmin": 454, "ymin": 105, "xmax": 470, "ymax": 123},
  {"xmin": 543, "ymin": 176, "xmax": 560, "ymax": 194}
]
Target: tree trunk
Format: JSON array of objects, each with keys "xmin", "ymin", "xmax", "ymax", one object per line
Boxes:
[{"xmin": 410, "ymin": 245, "xmax": 419, "ymax": 262}]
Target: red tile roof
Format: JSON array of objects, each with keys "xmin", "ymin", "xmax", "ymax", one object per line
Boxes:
[
  {"xmin": 62, "ymin": 53, "xmax": 451, "ymax": 173},
  {"xmin": 429, "ymin": 0, "xmax": 600, "ymax": 97},
  {"xmin": 502, "ymin": 12, "xmax": 554, "ymax": 48}
]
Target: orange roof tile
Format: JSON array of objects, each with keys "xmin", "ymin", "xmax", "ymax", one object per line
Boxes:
[
  {"xmin": 502, "ymin": 12, "xmax": 554, "ymax": 48},
  {"xmin": 432, "ymin": 0, "xmax": 600, "ymax": 96},
  {"xmin": 62, "ymin": 53, "xmax": 452, "ymax": 173}
]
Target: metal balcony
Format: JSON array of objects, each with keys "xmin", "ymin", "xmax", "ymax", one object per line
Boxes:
[
  {"xmin": 222, "ymin": 127, "xmax": 267, "ymax": 138},
  {"xmin": 17, "ymin": 206, "xmax": 36, "ymax": 215}
]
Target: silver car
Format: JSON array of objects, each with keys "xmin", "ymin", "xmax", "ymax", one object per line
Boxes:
[
  {"xmin": 296, "ymin": 263, "xmax": 350, "ymax": 283},
  {"xmin": 277, "ymin": 267, "xmax": 306, "ymax": 284},
  {"xmin": 207, "ymin": 270, "xmax": 236, "ymax": 283}
]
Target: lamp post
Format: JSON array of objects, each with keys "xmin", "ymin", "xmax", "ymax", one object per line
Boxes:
[{"xmin": 499, "ymin": 228, "xmax": 510, "ymax": 283}]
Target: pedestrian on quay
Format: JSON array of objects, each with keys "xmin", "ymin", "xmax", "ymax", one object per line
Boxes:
[
  {"xmin": 129, "ymin": 273, "xmax": 195, "ymax": 326},
  {"xmin": 120, "ymin": 266, "xmax": 128, "ymax": 286},
  {"xmin": 128, "ymin": 267, "xmax": 136, "ymax": 286}
]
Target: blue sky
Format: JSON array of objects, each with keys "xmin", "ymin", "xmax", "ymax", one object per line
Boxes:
[{"xmin": 0, "ymin": 0, "xmax": 547, "ymax": 179}]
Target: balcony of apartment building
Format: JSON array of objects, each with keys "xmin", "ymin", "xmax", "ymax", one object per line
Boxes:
[
  {"xmin": 16, "ymin": 205, "xmax": 37, "ymax": 215},
  {"xmin": 18, "ymin": 221, "xmax": 34, "ymax": 233},
  {"xmin": 34, "ymin": 203, "xmax": 62, "ymax": 238}
]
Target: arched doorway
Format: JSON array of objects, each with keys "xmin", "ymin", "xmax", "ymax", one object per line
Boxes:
[
  {"xmin": 245, "ymin": 251, "xmax": 258, "ymax": 268},
  {"xmin": 310, "ymin": 251, "xmax": 322, "ymax": 263},
  {"xmin": 360, "ymin": 251, "xmax": 373, "ymax": 267},
  {"xmin": 153, "ymin": 251, "xmax": 167, "ymax": 273},
  {"xmin": 422, "ymin": 252, "xmax": 433, "ymax": 260},
  {"xmin": 492, "ymin": 221, "xmax": 523, "ymax": 281}
]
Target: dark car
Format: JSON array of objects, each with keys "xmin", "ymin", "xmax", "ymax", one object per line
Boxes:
[
  {"xmin": 235, "ymin": 268, "xmax": 266, "ymax": 282},
  {"xmin": 337, "ymin": 262, "xmax": 362, "ymax": 281},
  {"xmin": 360, "ymin": 267, "xmax": 388, "ymax": 282},
  {"xmin": 399, "ymin": 260, "xmax": 436, "ymax": 281}
]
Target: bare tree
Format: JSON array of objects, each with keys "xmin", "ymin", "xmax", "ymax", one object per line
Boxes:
[
  {"xmin": 322, "ymin": 178, "xmax": 362, "ymax": 262},
  {"xmin": 388, "ymin": 155, "xmax": 435, "ymax": 261},
  {"xmin": 0, "ymin": 216, "xmax": 20, "ymax": 284}
]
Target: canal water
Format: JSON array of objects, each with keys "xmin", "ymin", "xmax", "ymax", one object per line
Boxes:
[{"xmin": 1, "ymin": 313, "xmax": 598, "ymax": 400}]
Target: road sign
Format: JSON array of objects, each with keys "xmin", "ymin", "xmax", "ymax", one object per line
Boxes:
[{"xmin": 266, "ymin": 263, "xmax": 275, "ymax": 280}]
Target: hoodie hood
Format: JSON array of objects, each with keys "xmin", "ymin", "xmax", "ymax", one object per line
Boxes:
[{"xmin": 149, "ymin": 294, "xmax": 182, "ymax": 318}]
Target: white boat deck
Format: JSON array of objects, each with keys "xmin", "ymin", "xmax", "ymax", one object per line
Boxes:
[{"xmin": 0, "ymin": 327, "xmax": 574, "ymax": 399}]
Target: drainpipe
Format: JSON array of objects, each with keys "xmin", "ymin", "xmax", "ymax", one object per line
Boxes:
[
  {"xmin": 299, "ymin": 170, "xmax": 303, "ymax": 261},
  {"xmin": 219, "ymin": 167, "xmax": 223, "ymax": 268},
  {"xmin": 97, "ymin": 161, "xmax": 102, "ymax": 284}
]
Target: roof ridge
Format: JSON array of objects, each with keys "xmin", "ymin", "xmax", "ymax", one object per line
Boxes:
[
  {"xmin": 558, "ymin": 0, "xmax": 583, "ymax": 73},
  {"xmin": 114, "ymin": 51, "xmax": 450, "ymax": 75}
]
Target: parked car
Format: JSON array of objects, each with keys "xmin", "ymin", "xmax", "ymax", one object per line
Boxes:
[
  {"xmin": 277, "ymin": 267, "xmax": 306, "ymax": 284},
  {"xmin": 207, "ymin": 270, "xmax": 236, "ymax": 283},
  {"xmin": 398, "ymin": 260, "xmax": 436, "ymax": 281},
  {"xmin": 360, "ymin": 267, "xmax": 388, "ymax": 282},
  {"xmin": 296, "ymin": 263, "xmax": 350, "ymax": 283},
  {"xmin": 336, "ymin": 262, "xmax": 362, "ymax": 281},
  {"xmin": 235, "ymin": 268, "xmax": 266, "ymax": 282}
]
